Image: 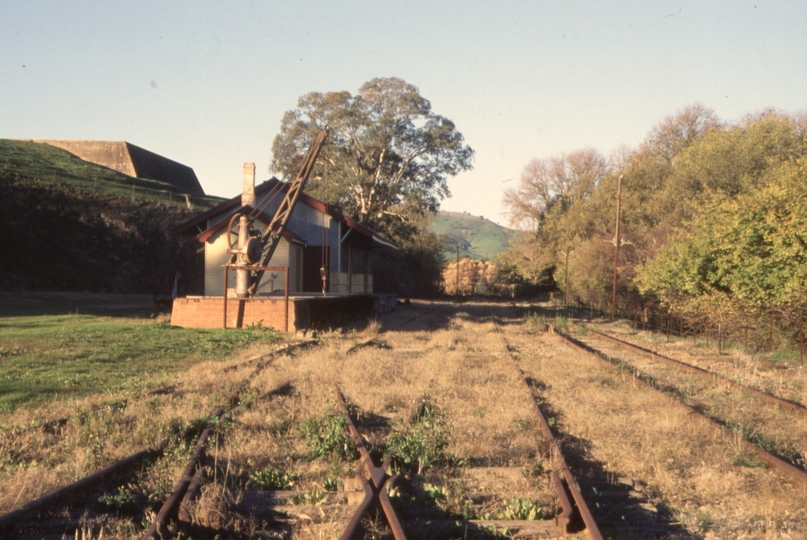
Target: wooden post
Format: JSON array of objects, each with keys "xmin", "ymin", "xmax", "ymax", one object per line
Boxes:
[
  {"xmin": 744, "ymin": 325, "xmax": 748, "ymax": 353},
  {"xmin": 284, "ymin": 269, "xmax": 289, "ymax": 333}
]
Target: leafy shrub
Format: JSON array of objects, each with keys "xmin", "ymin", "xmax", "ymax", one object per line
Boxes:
[
  {"xmin": 250, "ymin": 466, "xmax": 298, "ymax": 490},
  {"xmin": 299, "ymin": 412, "xmax": 357, "ymax": 461},
  {"xmin": 385, "ymin": 399, "xmax": 453, "ymax": 474},
  {"xmin": 497, "ymin": 497, "xmax": 543, "ymax": 520}
]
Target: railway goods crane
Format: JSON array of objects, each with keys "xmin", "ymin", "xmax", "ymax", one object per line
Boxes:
[{"xmin": 227, "ymin": 127, "xmax": 329, "ymax": 298}]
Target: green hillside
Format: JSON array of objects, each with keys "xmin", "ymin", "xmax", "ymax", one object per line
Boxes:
[
  {"xmin": 431, "ymin": 211, "xmax": 515, "ymax": 261},
  {"xmin": 0, "ymin": 139, "xmax": 220, "ymax": 208},
  {"xmin": 0, "ymin": 139, "xmax": 223, "ymax": 294}
]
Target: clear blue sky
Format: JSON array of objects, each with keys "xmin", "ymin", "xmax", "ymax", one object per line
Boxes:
[{"xmin": 2, "ymin": 1, "xmax": 806, "ymax": 226}]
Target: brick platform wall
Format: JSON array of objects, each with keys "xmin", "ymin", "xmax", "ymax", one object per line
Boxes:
[{"xmin": 171, "ymin": 297, "xmax": 297, "ymax": 332}]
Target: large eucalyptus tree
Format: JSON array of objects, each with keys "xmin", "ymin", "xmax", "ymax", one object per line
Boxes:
[{"xmin": 271, "ymin": 78, "xmax": 474, "ymax": 233}]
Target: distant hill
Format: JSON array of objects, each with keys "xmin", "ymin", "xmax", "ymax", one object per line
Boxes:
[
  {"xmin": 431, "ymin": 211, "xmax": 515, "ymax": 261},
  {"xmin": 0, "ymin": 139, "xmax": 223, "ymax": 294}
]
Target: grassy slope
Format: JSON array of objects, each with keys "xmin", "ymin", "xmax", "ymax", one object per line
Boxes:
[
  {"xmin": 0, "ymin": 139, "xmax": 221, "ymax": 207},
  {"xmin": 0, "ymin": 139, "xmax": 226, "ymax": 293},
  {"xmin": 431, "ymin": 211, "xmax": 515, "ymax": 261}
]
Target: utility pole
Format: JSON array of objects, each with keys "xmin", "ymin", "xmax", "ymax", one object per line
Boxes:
[
  {"xmin": 456, "ymin": 243, "xmax": 460, "ymax": 296},
  {"xmin": 564, "ymin": 249, "xmax": 570, "ymax": 306},
  {"xmin": 611, "ymin": 175, "xmax": 623, "ymax": 321}
]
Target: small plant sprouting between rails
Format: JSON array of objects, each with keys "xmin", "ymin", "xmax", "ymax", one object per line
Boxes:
[
  {"xmin": 250, "ymin": 466, "xmax": 299, "ymax": 490},
  {"xmin": 522, "ymin": 462, "xmax": 544, "ymax": 479},
  {"xmin": 385, "ymin": 398, "xmax": 454, "ymax": 474},
  {"xmin": 291, "ymin": 489, "xmax": 329, "ymax": 506},
  {"xmin": 299, "ymin": 411, "xmax": 357, "ymax": 461},
  {"xmin": 495, "ymin": 497, "xmax": 544, "ymax": 521},
  {"xmin": 98, "ymin": 485, "xmax": 139, "ymax": 514},
  {"xmin": 323, "ymin": 476, "xmax": 341, "ymax": 491},
  {"xmin": 419, "ymin": 481, "xmax": 476, "ymax": 520}
]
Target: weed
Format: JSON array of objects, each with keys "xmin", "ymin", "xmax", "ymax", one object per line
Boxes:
[
  {"xmin": 522, "ymin": 462, "xmax": 544, "ymax": 479},
  {"xmin": 522, "ymin": 312, "xmax": 547, "ymax": 333},
  {"xmin": 496, "ymin": 497, "xmax": 543, "ymax": 520},
  {"xmin": 732, "ymin": 451, "xmax": 767, "ymax": 468},
  {"xmin": 323, "ymin": 477, "xmax": 341, "ymax": 491},
  {"xmin": 291, "ymin": 489, "xmax": 328, "ymax": 506},
  {"xmin": 267, "ymin": 416, "xmax": 293, "ymax": 436},
  {"xmin": 299, "ymin": 412, "xmax": 357, "ymax": 461},
  {"xmin": 554, "ymin": 316, "xmax": 569, "ymax": 332},
  {"xmin": 250, "ymin": 466, "xmax": 298, "ymax": 490},
  {"xmin": 697, "ymin": 513, "xmax": 715, "ymax": 533},
  {"xmin": 422, "ymin": 480, "xmax": 476, "ymax": 520},
  {"xmin": 98, "ymin": 485, "xmax": 138, "ymax": 514},
  {"xmin": 385, "ymin": 399, "xmax": 454, "ymax": 474}
]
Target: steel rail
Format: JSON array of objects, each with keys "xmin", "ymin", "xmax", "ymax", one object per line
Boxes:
[
  {"xmin": 0, "ymin": 340, "xmax": 290, "ymax": 535},
  {"xmin": 0, "ymin": 442, "xmax": 164, "ymax": 533},
  {"xmin": 335, "ymin": 388, "xmax": 407, "ymax": 540},
  {"xmin": 554, "ymin": 329, "xmax": 807, "ymax": 486},
  {"xmin": 499, "ymin": 333, "xmax": 603, "ymax": 540},
  {"xmin": 142, "ymin": 417, "xmax": 218, "ymax": 539},
  {"xmin": 591, "ymin": 330, "xmax": 807, "ymax": 417}
]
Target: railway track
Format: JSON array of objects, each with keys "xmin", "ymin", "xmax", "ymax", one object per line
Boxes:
[
  {"xmin": 590, "ymin": 329, "xmax": 807, "ymax": 417},
  {"xmin": 559, "ymin": 328, "xmax": 807, "ymax": 482},
  {"xmin": 0, "ymin": 303, "xmax": 591, "ymax": 539},
  {"xmin": 3, "ymin": 301, "xmax": 806, "ymax": 538}
]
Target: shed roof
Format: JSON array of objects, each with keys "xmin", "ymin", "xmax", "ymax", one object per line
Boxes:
[{"xmin": 172, "ymin": 178, "xmax": 398, "ymax": 249}]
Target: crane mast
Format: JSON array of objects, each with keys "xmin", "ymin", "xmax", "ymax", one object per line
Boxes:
[{"xmin": 247, "ymin": 127, "xmax": 329, "ymax": 295}]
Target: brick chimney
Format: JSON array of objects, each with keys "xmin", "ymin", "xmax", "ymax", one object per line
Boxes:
[{"xmin": 242, "ymin": 162, "xmax": 255, "ymax": 207}]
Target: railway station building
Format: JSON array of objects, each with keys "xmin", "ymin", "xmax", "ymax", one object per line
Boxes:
[{"xmin": 170, "ymin": 164, "xmax": 397, "ymax": 332}]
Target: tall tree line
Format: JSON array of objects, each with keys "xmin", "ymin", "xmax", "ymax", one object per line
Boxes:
[{"xmin": 501, "ymin": 105, "xmax": 807, "ymax": 333}]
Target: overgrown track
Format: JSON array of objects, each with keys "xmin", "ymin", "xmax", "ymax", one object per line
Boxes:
[
  {"xmin": 590, "ymin": 329, "xmax": 807, "ymax": 417},
  {"xmin": 498, "ymin": 330, "xmax": 603, "ymax": 540},
  {"xmin": 0, "ymin": 341, "xmax": 312, "ymax": 539},
  {"xmin": 554, "ymin": 328, "xmax": 807, "ymax": 486},
  {"xmin": 8, "ymin": 302, "xmax": 804, "ymax": 538}
]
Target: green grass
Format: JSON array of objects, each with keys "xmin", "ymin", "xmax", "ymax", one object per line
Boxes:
[
  {"xmin": 0, "ymin": 139, "xmax": 222, "ymax": 209},
  {"xmin": 0, "ymin": 311, "xmax": 279, "ymax": 415},
  {"xmin": 431, "ymin": 211, "xmax": 515, "ymax": 261}
]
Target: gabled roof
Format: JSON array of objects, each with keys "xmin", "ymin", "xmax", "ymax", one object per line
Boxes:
[{"xmin": 172, "ymin": 178, "xmax": 398, "ymax": 249}]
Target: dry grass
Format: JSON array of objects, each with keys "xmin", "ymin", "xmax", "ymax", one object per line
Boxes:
[
  {"xmin": 20, "ymin": 300, "xmax": 807, "ymax": 538},
  {"xmin": 602, "ymin": 321, "xmax": 807, "ymax": 407},
  {"xmin": 505, "ymin": 323, "xmax": 807, "ymax": 538},
  {"xmin": 578, "ymin": 329, "xmax": 807, "ymax": 473}
]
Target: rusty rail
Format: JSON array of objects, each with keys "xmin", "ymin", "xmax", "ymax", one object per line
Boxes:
[
  {"xmin": 0, "ymin": 341, "xmax": 290, "ymax": 536},
  {"xmin": 335, "ymin": 388, "xmax": 407, "ymax": 540},
  {"xmin": 591, "ymin": 330, "xmax": 807, "ymax": 417},
  {"xmin": 554, "ymin": 329, "xmax": 807, "ymax": 486},
  {"xmin": 142, "ymin": 416, "xmax": 218, "ymax": 539},
  {"xmin": 499, "ymin": 332, "xmax": 604, "ymax": 540}
]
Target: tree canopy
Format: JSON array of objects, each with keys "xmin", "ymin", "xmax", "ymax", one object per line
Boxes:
[
  {"xmin": 271, "ymin": 78, "xmax": 474, "ymax": 233},
  {"xmin": 500, "ymin": 105, "xmax": 807, "ymax": 326}
]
